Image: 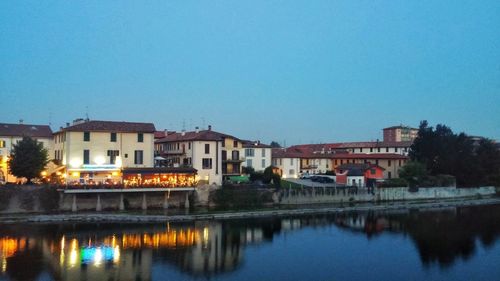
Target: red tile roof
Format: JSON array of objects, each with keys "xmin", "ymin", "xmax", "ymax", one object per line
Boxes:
[
  {"xmin": 61, "ymin": 120, "xmax": 156, "ymax": 133},
  {"xmin": 272, "ymin": 147, "xmax": 408, "ymax": 160},
  {"xmin": 155, "ymin": 129, "xmax": 240, "ymax": 143},
  {"xmin": 0, "ymin": 123, "xmax": 53, "ymax": 138},
  {"xmin": 242, "ymin": 140, "xmax": 272, "ymax": 148},
  {"xmin": 331, "ymin": 153, "xmax": 408, "ymax": 160},
  {"xmin": 288, "ymin": 140, "xmax": 412, "ymax": 151}
]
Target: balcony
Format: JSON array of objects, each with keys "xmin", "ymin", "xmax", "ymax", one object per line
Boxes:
[{"xmin": 222, "ymin": 157, "xmax": 245, "ymax": 163}]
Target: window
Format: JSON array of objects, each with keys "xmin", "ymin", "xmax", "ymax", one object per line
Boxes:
[
  {"xmin": 188, "ymin": 142, "xmax": 191, "ymax": 149},
  {"xmin": 110, "ymin": 133, "xmax": 117, "ymax": 142},
  {"xmin": 399, "ymin": 160, "xmax": 402, "ymax": 166},
  {"xmin": 370, "ymin": 148, "xmax": 373, "ymax": 153},
  {"xmin": 377, "ymin": 148, "xmax": 380, "ymax": 152},
  {"xmin": 360, "ymin": 148, "xmax": 363, "ymax": 153},
  {"xmin": 262, "ymin": 159, "xmax": 266, "ymax": 168},
  {"xmin": 233, "ymin": 140, "xmax": 238, "ymax": 147},
  {"xmin": 388, "ymin": 171, "xmax": 392, "ymax": 179},
  {"xmin": 232, "ymin": 150, "xmax": 239, "ymax": 160},
  {"xmin": 138, "ymin": 133, "xmax": 144, "ymax": 142},
  {"xmin": 246, "ymin": 159, "xmax": 253, "ymax": 168},
  {"xmin": 386, "ymin": 147, "xmax": 389, "ymax": 152},
  {"xmin": 395, "ymin": 147, "xmax": 398, "ymax": 152},
  {"xmin": 289, "ymin": 169, "xmax": 295, "ymax": 175},
  {"xmin": 202, "ymin": 158, "xmax": 212, "ymax": 169},
  {"xmin": 279, "ymin": 159, "xmax": 282, "ymax": 165},
  {"xmin": 83, "ymin": 132, "xmax": 90, "ymax": 142},
  {"xmin": 134, "ymin": 150, "xmax": 143, "ymax": 164},
  {"xmin": 375, "ymin": 160, "xmax": 379, "ymax": 165},
  {"xmin": 334, "ymin": 159, "xmax": 338, "ymax": 165},
  {"xmin": 83, "ymin": 150, "xmax": 90, "ymax": 164},
  {"xmin": 261, "ymin": 149, "xmax": 266, "ymax": 157},
  {"xmin": 340, "ymin": 160, "xmax": 343, "ymax": 165},
  {"xmin": 0, "ymin": 140, "xmax": 5, "ymax": 148},
  {"xmin": 370, "ymin": 169, "xmax": 376, "ymax": 175},
  {"xmin": 245, "ymin": 149, "xmax": 255, "ymax": 157},
  {"xmin": 222, "ymin": 150, "xmax": 227, "ymax": 160},
  {"xmin": 290, "ymin": 158, "xmax": 294, "ymax": 165},
  {"xmin": 205, "ymin": 144, "xmax": 210, "ymax": 154},
  {"xmin": 388, "ymin": 160, "xmax": 392, "ymax": 167},
  {"xmin": 107, "ymin": 150, "xmax": 119, "ymax": 164}
]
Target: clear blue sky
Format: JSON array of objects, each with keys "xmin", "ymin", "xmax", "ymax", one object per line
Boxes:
[{"xmin": 1, "ymin": 1, "xmax": 499, "ymax": 145}]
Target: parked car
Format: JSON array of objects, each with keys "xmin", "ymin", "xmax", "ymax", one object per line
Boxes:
[
  {"xmin": 311, "ymin": 176, "xmax": 335, "ymax": 183},
  {"xmin": 300, "ymin": 173, "xmax": 312, "ymax": 179}
]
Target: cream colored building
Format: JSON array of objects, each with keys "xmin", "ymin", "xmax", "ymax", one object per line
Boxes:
[
  {"xmin": 53, "ymin": 119, "xmax": 155, "ymax": 184},
  {"xmin": 242, "ymin": 141, "xmax": 272, "ymax": 172},
  {"xmin": 0, "ymin": 122, "xmax": 53, "ymax": 183},
  {"xmin": 271, "ymin": 148, "xmax": 301, "ymax": 178},
  {"xmin": 155, "ymin": 126, "xmax": 243, "ymax": 185}
]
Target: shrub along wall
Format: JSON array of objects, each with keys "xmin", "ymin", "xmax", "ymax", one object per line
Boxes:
[{"xmin": 0, "ymin": 185, "xmax": 60, "ymax": 213}]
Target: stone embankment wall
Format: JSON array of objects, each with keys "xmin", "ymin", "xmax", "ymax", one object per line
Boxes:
[{"xmin": 277, "ymin": 186, "xmax": 497, "ymax": 205}]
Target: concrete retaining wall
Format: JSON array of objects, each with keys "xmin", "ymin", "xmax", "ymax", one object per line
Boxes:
[
  {"xmin": 376, "ymin": 186, "xmax": 496, "ymax": 201},
  {"xmin": 277, "ymin": 186, "xmax": 497, "ymax": 205}
]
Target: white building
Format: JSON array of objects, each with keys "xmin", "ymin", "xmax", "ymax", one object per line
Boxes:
[
  {"xmin": 242, "ymin": 141, "xmax": 272, "ymax": 172},
  {"xmin": 53, "ymin": 119, "xmax": 155, "ymax": 184},
  {"xmin": 0, "ymin": 122, "xmax": 53, "ymax": 183},
  {"xmin": 155, "ymin": 126, "xmax": 243, "ymax": 185},
  {"xmin": 271, "ymin": 148, "xmax": 301, "ymax": 178}
]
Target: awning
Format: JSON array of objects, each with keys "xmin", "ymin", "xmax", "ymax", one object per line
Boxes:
[{"xmin": 122, "ymin": 167, "xmax": 197, "ymax": 175}]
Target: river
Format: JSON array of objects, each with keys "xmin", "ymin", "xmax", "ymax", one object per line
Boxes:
[{"xmin": 1, "ymin": 203, "xmax": 500, "ymax": 281}]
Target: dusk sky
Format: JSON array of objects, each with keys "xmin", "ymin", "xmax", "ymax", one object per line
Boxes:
[{"xmin": 1, "ymin": 1, "xmax": 499, "ymax": 145}]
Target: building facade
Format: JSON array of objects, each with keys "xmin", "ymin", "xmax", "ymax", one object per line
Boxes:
[
  {"xmin": 155, "ymin": 126, "xmax": 243, "ymax": 185},
  {"xmin": 383, "ymin": 125, "xmax": 418, "ymax": 142},
  {"xmin": 0, "ymin": 122, "xmax": 53, "ymax": 183},
  {"xmin": 53, "ymin": 119, "xmax": 155, "ymax": 184},
  {"xmin": 242, "ymin": 141, "xmax": 272, "ymax": 172}
]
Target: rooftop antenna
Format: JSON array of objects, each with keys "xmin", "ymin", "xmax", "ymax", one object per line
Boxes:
[
  {"xmin": 201, "ymin": 117, "xmax": 206, "ymax": 130},
  {"xmin": 182, "ymin": 119, "xmax": 186, "ymax": 131},
  {"xmin": 85, "ymin": 106, "xmax": 89, "ymax": 120}
]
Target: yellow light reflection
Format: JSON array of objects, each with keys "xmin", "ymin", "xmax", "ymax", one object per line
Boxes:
[
  {"xmin": 1, "ymin": 257, "xmax": 6, "ymax": 273},
  {"xmin": 113, "ymin": 246, "xmax": 120, "ymax": 264},
  {"xmin": 69, "ymin": 239, "xmax": 79, "ymax": 267}
]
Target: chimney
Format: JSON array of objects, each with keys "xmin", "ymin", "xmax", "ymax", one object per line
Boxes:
[
  {"xmin": 195, "ymin": 126, "xmax": 199, "ymax": 133},
  {"xmin": 19, "ymin": 119, "xmax": 24, "ymax": 124},
  {"xmin": 181, "ymin": 130, "xmax": 186, "ymax": 136},
  {"xmin": 164, "ymin": 129, "xmax": 167, "ymax": 136},
  {"xmin": 66, "ymin": 122, "xmax": 70, "ymax": 127},
  {"xmin": 208, "ymin": 125, "xmax": 212, "ymax": 131}
]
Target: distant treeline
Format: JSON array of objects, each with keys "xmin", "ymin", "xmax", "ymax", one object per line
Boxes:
[{"xmin": 409, "ymin": 121, "xmax": 500, "ymax": 187}]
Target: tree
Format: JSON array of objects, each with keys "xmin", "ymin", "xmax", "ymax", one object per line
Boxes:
[
  {"xmin": 270, "ymin": 141, "xmax": 281, "ymax": 148},
  {"xmin": 398, "ymin": 161, "xmax": 427, "ymax": 188},
  {"xmin": 409, "ymin": 120, "xmax": 500, "ymax": 187},
  {"xmin": 8, "ymin": 136, "xmax": 48, "ymax": 184}
]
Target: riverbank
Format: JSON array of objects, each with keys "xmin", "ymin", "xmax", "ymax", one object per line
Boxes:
[{"xmin": 1, "ymin": 196, "xmax": 499, "ymax": 224}]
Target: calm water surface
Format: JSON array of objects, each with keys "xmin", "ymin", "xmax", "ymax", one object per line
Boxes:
[{"xmin": 1, "ymin": 204, "xmax": 500, "ymax": 281}]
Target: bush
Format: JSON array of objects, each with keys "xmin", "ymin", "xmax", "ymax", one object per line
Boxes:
[
  {"xmin": 249, "ymin": 172, "xmax": 264, "ymax": 182},
  {"xmin": 210, "ymin": 187, "xmax": 274, "ymax": 209},
  {"xmin": 378, "ymin": 178, "xmax": 408, "ymax": 188}
]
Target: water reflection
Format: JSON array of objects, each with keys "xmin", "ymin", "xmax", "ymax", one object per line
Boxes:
[{"xmin": 0, "ymin": 204, "xmax": 499, "ymax": 280}]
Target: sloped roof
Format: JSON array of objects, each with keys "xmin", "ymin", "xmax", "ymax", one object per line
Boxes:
[
  {"xmin": 335, "ymin": 163, "xmax": 385, "ymax": 176},
  {"xmin": 242, "ymin": 140, "xmax": 272, "ymax": 148},
  {"xmin": 288, "ymin": 141, "xmax": 412, "ymax": 151},
  {"xmin": 0, "ymin": 123, "xmax": 53, "ymax": 138},
  {"xmin": 383, "ymin": 125, "xmax": 418, "ymax": 130},
  {"xmin": 61, "ymin": 120, "xmax": 156, "ymax": 133},
  {"xmin": 156, "ymin": 129, "xmax": 240, "ymax": 143}
]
